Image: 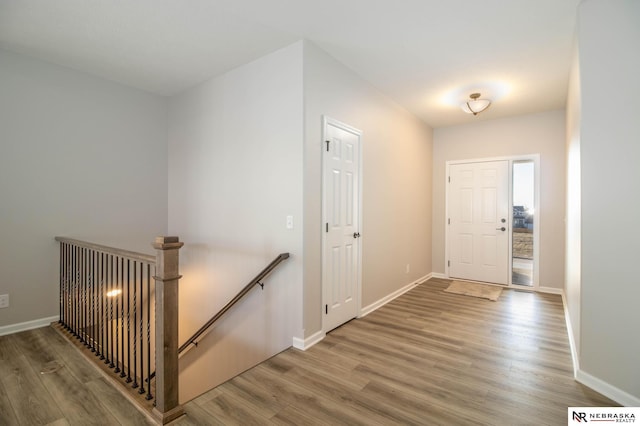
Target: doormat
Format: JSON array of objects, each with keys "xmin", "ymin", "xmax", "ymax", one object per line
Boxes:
[{"xmin": 444, "ymin": 280, "xmax": 503, "ymax": 301}]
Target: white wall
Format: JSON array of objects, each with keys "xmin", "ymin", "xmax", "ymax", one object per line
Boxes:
[
  {"xmin": 565, "ymin": 41, "xmax": 582, "ymax": 359},
  {"xmin": 432, "ymin": 110, "xmax": 566, "ymax": 289},
  {"xmin": 576, "ymin": 0, "xmax": 640, "ymax": 403},
  {"xmin": 168, "ymin": 42, "xmax": 304, "ymax": 403},
  {"xmin": 302, "ymin": 41, "xmax": 433, "ymax": 337},
  {"xmin": 0, "ymin": 49, "xmax": 168, "ymax": 328}
]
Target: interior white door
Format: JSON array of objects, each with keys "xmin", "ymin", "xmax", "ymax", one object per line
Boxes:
[
  {"xmin": 322, "ymin": 118, "xmax": 361, "ymax": 332},
  {"xmin": 448, "ymin": 161, "xmax": 509, "ymax": 285}
]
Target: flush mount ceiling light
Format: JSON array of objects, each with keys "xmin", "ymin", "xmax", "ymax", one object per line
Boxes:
[{"xmin": 461, "ymin": 93, "xmax": 491, "ymax": 115}]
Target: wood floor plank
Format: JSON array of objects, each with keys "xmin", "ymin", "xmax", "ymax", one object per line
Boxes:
[
  {"xmin": 37, "ymin": 326, "xmax": 102, "ymax": 384},
  {"xmin": 172, "ymin": 399, "xmax": 225, "ymax": 426},
  {"xmin": 269, "ymin": 403, "xmax": 338, "ymax": 426},
  {"xmin": 0, "ymin": 379, "xmax": 19, "ymax": 426},
  {"xmin": 84, "ymin": 377, "xmax": 155, "ymax": 426},
  {"xmin": 198, "ymin": 392, "xmax": 273, "ymax": 425},
  {"xmin": 45, "ymin": 419, "xmax": 71, "ymax": 426},
  {"xmin": 275, "ymin": 350, "xmax": 369, "ymax": 392},
  {"xmin": 0, "ymin": 333, "xmax": 65, "ymax": 425},
  {"xmin": 215, "ymin": 375, "xmax": 289, "ymax": 418},
  {"xmin": 0, "ymin": 327, "xmax": 156, "ymax": 426},
  {"xmin": 246, "ymin": 363, "xmax": 377, "ymax": 425},
  {"xmin": 12, "ymin": 327, "xmax": 121, "ymax": 426}
]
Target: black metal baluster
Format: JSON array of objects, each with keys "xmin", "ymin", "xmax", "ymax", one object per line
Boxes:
[
  {"xmin": 87, "ymin": 249, "xmax": 91, "ymax": 347},
  {"xmin": 61, "ymin": 243, "xmax": 66, "ymax": 327},
  {"xmin": 100, "ymin": 252, "xmax": 105, "ymax": 360},
  {"xmin": 67, "ymin": 244, "xmax": 72, "ymax": 332},
  {"xmin": 84, "ymin": 247, "xmax": 89, "ymax": 346},
  {"xmin": 132, "ymin": 261, "xmax": 138, "ymax": 389},
  {"xmin": 114, "ymin": 256, "xmax": 120, "ymax": 373},
  {"xmin": 68, "ymin": 243, "xmax": 72, "ymax": 329},
  {"xmin": 59, "ymin": 243, "xmax": 63, "ymax": 325},
  {"xmin": 73, "ymin": 247, "xmax": 82, "ymax": 338},
  {"xmin": 87, "ymin": 249, "xmax": 91, "ymax": 345},
  {"xmin": 70, "ymin": 246, "xmax": 78, "ymax": 336},
  {"xmin": 78, "ymin": 246, "xmax": 82, "ymax": 338},
  {"xmin": 146, "ymin": 263, "xmax": 153, "ymax": 401},
  {"xmin": 87, "ymin": 248, "xmax": 91, "ymax": 347},
  {"xmin": 105, "ymin": 253, "xmax": 111, "ymax": 365},
  {"xmin": 126, "ymin": 259, "xmax": 132, "ymax": 383},
  {"xmin": 91, "ymin": 250, "xmax": 100, "ymax": 356},
  {"xmin": 69, "ymin": 243, "xmax": 73, "ymax": 331},
  {"xmin": 76, "ymin": 245, "xmax": 80, "ymax": 337},
  {"xmin": 86, "ymin": 249, "xmax": 90, "ymax": 347},
  {"xmin": 108, "ymin": 254, "xmax": 115, "ymax": 368},
  {"xmin": 85, "ymin": 249, "xmax": 90, "ymax": 347},
  {"xmin": 60, "ymin": 243, "xmax": 65, "ymax": 327},
  {"xmin": 68, "ymin": 243, "xmax": 73, "ymax": 330},
  {"xmin": 71, "ymin": 244, "xmax": 75, "ymax": 331},
  {"xmin": 79, "ymin": 247, "xmax": 83, "ymax": 342},
  {"xmin": 69, "ymin": 243, "xmax": 73, "ymax": 330},
  {"xmin": 138, "ymin": 262, "xmax": 145, "ymax": 395},
  {"xmin": 93, "ymin": 250, "xmax": 98, "ymax": 352},
  {"xmin": 120, "ymin": 257, "xmax": 126, "ymax": 379},
  {"xmin": 93, "ymin": 251, "xmax": 99, "ymax": 356},
  {"xmin": 90, "ymin": 249, "xmax": 95, "ymax": 351},
  {"xmin": 67, "ymin": 243, "xmax": 71, "ymax": 329},
  {"xmin": 82, "ymin": 247, "xmax": 86, "ymax": 341}
]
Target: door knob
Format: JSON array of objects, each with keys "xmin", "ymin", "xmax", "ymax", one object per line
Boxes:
[
  {"xmin": 353, "ymin": 232, "xmax": 361, "ymax": 238},
  {"xmin": 496, "ymin": 227, "xmax": 506, "ymax": 231}
]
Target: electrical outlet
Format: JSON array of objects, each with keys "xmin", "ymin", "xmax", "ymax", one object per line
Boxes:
[
  {"xmin": 0, "ymin": 294, "xmax": 9, "ymax": 309},
  {"xmin": 406, "ymin": 264, "xmax": 410, "ymax": 274}
]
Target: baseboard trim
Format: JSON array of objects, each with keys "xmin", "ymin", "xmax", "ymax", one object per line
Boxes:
[
  {"xmin": 0, "ymin": 315, "xmax": 60, "ymax": 337},
  {"xmin": 359, "ymin": 273, "xmax": 430, "ymax": 318},
  {"xmin": 560, "ymin": 292, "xmax": 639, "ymax": 407},
  {"xmin": 560, "ymin": 291, "xmax": 580, "ymax": 375},
  {"xmin": 576, "ymin": 369, "xmax": 640, "ymax": 407},
  {"xmin": 431, "ymin": 272, "xmax": 447, "ymax": 279},
  {"xmin": 292, "ymin": 330, "xmax": 325, "ymax": 351},
  {"xmin": 538, "ymin": 286, "xmax": 563, "ymax": 295}
]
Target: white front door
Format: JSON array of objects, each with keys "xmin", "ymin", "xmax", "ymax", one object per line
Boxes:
[
  {"xmin": 322, "ymin": 117, "xmax": 361, "ymax": 332},
  {"xmin": 448, "ymin": 161, "xmax": 509, "ymax": 285}
]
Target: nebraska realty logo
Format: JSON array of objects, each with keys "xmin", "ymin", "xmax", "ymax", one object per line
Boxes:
[{"xmin": 569, "ymin": 407, "xmax": 639, "ymax": 423}]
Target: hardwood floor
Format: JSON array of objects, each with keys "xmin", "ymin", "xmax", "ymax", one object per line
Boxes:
[
  {"xmin": 176, "ymin": 279, "xmax": 615, "ymax": 426},
  {"xmin": 0, "ymin": 278, "xmax": 615, "ymax": 425},
  {"xmin": 0, "ymin": 325, "xmax": 154, "ymax": 425}
]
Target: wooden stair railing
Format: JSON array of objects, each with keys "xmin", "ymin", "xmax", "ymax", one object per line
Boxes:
[
  {"xmin": 56, "ymin": 236, "xmax": 289, "ymax": 424},
  {"xmin": 55, "ymin": 236, "xmax": 184, "ymax": 424}
]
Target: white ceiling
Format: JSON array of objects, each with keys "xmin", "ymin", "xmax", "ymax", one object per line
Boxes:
[{"xmin": 0, "ymin": 0, "xmax": 580, "ymax": 128}]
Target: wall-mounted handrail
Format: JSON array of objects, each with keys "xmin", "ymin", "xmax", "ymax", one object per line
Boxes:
[{"xmin": 179, "ymin": 252, "xmax": 290, "ymax": 354}]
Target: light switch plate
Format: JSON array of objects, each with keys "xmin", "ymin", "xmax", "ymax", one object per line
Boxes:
[
  {"xmin": 0, "ymin": 294, "xmax": 9, "ymax": 309},
  {"xmin": 286, "ymin": 215, "xmax": 294, "ymax": 230}
]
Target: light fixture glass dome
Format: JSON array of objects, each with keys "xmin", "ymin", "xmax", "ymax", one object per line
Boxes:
[{"xmin": 461, "ymin": 93, "xmax": 491, "ymax": 115}]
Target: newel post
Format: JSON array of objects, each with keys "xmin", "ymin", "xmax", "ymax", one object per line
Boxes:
[{"xmin": 152, "ymin": 236, "xmax": 184, "ymax": 424}]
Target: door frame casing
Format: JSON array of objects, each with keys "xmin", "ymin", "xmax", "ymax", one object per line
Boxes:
[
  {"xmin": 444, "ymin": 154, "xmax": 540, "ymax": 289},
  {"xmin": 321, "ymin": 115, "xmax": 364, "ymax": 332}
]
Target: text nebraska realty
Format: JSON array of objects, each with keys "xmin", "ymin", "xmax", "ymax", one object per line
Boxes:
[{"xmin": 574, "ymin": 411, "xmax": 636, "ymax": 423}]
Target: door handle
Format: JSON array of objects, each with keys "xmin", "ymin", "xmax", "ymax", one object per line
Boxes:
[
  {"xmin": 353, "ymin": 232, "xmax": 361, "ymax": 238},
  {"xmin": 496, "ymin": 227, "xmax": 506, "ymax": 232}
]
